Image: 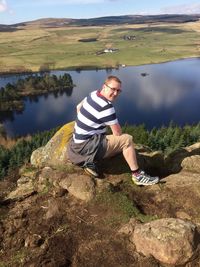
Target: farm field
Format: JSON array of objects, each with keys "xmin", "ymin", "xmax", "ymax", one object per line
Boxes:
[{"xmin": 0, "ymin": 20, "xmax": 200, "ymax": 73}]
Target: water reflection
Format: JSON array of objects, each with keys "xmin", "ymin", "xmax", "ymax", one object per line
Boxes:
[
  {"xmin": 115, "ymin": 62, "xmax": 200, "ymax": 127},
  {"xmin": 125, "ymin": 72, "xmax": 187, "ymax": 109},
  {"xmin": 1, "ymin": 58, "xmax": 200, "ymax": 137},
  {"xmin": 0, "ymin": 111, "xmax": 15, "ymax": 122}
]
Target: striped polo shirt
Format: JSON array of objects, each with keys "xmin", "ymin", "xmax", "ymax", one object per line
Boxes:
[{"xmin": 73, "ymin": 90, "xmax": 118, "ymax": 143}]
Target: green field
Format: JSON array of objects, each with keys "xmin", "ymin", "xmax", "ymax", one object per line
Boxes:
[{"xmin": 0, "ymin": 21, "xmax": 200, "ymax": 73}]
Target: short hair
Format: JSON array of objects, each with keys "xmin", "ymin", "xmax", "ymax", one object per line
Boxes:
[{"xmin": 104, "ymin": 75, "xmax": 122, "ymax": 85}]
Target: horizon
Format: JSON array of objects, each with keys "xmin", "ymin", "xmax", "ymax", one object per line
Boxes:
[
  {"xmin": 3, "ymin": 13, "xmax": 200, "ymax": 26},
  {"xmin": 0, "ymin": 0, "xmax": 200, "ymax": 25}
]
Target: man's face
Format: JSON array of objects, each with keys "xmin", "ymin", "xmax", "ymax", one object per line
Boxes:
[{"xmin": 102, "ymin": 80, "xmax": 122, "ymax": 102}]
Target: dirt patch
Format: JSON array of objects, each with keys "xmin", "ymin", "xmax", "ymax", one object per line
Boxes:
[
  {"xmin": 0, "ymin": 179, "xmax": 157, "ymax": 267},
  {"xmin": 1, "ymin": 170, "xmax": 200, "ymax": 266}
]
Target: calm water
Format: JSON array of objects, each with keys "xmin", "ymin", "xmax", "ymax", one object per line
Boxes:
[{"xmin": 0, "ymin": 58, "xmax": 200, "ymax": 137}]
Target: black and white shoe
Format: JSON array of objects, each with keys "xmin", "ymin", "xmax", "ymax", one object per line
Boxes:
[
  {"xmin": 84, "ymin": 162, "xmax": 99, "ymax": 178},
  {"xmin": 132, "ymin": 170, "xmax": 159, "ymax": 186}
]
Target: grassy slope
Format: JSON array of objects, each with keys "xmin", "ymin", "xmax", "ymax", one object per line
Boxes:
[{"xmin": 0, "ymin": 21, "xmax": 200, "ymax": 73}]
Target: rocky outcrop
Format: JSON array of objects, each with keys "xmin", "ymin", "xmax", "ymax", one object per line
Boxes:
[
  {"xmin": 59, "ymin": 174, "xmax": 95, "ymax": 202},
  {"xmin": 165, "ymin": 142, "xmax": 200, "ymax": 174},
  {"xmin": 181, "ymin": 155, "xmax": 200, "ymax": 172},
  {"xmin": 30, "ymin": 121, "xmax": 200, "ymax": 177},
  {"xmin": 6, "ymin": 166, "xmax": 37, "ymax": 200},
  {"xmin": 9, "ymin": 119, "xmax": 200, "ymax": 206},
  {"xmin": 119, "ymin": 216, "xmax": 200, "ymax": 266},
  {"xmin": 6, "ymin": 165, "xmax": 96, "ymax": 202},
  {"xmin": 131, "ymin": 218, "xmax": 199, "ymax": 265},
  {"xmin": 3, "ymin": 139, "xmax": 200, "ymax": 266},
  {"xmin": 30, "ymin": 121, "xmax": 167, "ymax": 172},
  {"xmin": 31, "ymin": 121, "xmax": 75, "ymax": 167}
]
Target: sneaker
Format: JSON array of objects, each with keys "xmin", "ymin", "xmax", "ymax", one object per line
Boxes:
[
  {"xmin": 132, "ymin": 170, "xmax": 159, "ymax": 186},
  {"xmin": 84, "ymin": 162, "xmax": 99, "ymax": 178}
]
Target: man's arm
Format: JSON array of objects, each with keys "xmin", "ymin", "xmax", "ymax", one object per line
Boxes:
[
  {"xmin": 110, "ymin": 123, "xmax": 122, "ymax": 136},
  {"xmin": 76, "ymin": 100, "xmax": 84, "ymax": 113}
]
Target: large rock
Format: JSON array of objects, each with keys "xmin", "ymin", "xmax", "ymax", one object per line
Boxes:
[
  {"xmin": 6, "ymin": 166, "xmax": 38, "ymax": 200},
  {"xmin": 6, "ymin": 165, "xmax": 96, "ymax": 202},
  {"xmin": 6, "ymin": 180, "xmax": 35, "ymax": 201},
  {"xmin": 160, "ymin": 172, "xmax": 200, "ymax": 220},
  {"xmin": 165, "ymin": 142, "xmax": 200, "ymax": 174},
  {"xmin": 59, "ymin": 174, "xmax": 95, "ymax": 202},
  {"xmin": 181, "ymin": 155, "xmax": 200, "ymax": 172},
  {"xmin": 31, "ymin": 121, "xmax": 74, "ymax": 167},
  {"xmin": 131, "ymin": 218, "xmax": 199, "ymax": 266}
]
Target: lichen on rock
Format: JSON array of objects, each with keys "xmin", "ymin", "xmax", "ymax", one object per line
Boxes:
[
  {"xmin": 31, "ymin": 121, "xmax": 75, "ymax": 167},
  {"xmin": 132, "ymin": 218, "xmax": 199, "ymax": 265}
]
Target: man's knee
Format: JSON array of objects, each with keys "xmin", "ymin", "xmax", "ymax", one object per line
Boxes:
[{"xmin": 122, "ymin": 134, "xmax": 133, "ymax": 148}]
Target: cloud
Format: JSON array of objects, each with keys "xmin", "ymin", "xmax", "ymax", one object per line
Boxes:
[
  {"xmin": 161, "ymin": 3, "xmax": 200, "ymax": 14},
  {"xmin": 0, "ymin": 0, "xmax": 7, "ymax": 12}
]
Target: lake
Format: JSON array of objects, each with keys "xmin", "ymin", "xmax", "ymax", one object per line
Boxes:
[{"xmin": 0, "ymin": 58, "xmax": 200, "ymax": 137}]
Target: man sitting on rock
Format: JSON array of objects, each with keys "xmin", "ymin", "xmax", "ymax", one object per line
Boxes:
[{"xmin": 67, "ymin": 75, "xmax": 159, "ymax": 186}]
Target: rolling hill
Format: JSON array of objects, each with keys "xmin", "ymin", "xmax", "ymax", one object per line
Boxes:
[{"xmin": 1, "ymin": 14, "xmax": 200, "ymax": 31}]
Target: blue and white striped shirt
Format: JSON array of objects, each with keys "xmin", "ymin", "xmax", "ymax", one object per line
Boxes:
[{"xmin": 73, "ymin": 90, "xmax": 118, "ymax": 143}]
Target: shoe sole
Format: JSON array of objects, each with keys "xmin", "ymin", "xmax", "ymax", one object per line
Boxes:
[
  {"xmin": 84, "ymin": 168, "xmax": 99, "ymax": 178},
  {"xmin": 132, "ymin": 178, "xmax": 159, "ymax": 186}
]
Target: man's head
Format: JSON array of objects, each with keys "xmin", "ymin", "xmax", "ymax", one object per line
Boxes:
[{"xmin": 100, "ymin": 75, "xmax": 122, "ymax": 102}]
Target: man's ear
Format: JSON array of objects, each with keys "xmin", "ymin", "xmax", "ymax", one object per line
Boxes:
[{"xmin": 102, "ymin": 84, "xmax": 106, "ymax": 92}]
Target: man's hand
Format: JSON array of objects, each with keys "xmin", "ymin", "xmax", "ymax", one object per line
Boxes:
[{"xmin": 110, "ymin": 123, "xmax": 122, "ymax": 136}]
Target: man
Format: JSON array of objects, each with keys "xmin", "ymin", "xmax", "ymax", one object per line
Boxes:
[{"xmin": 67, "ymin": 75, "xmax": 159, "ymax": 186}]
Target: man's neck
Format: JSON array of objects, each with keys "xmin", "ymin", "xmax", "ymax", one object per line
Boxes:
[{"xmin": 97, "ymin": 90, "xmax": 109, "ymax": 102}]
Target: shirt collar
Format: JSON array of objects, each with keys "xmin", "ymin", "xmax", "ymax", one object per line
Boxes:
[{"xmin": 96, "ymin": 90, "xmax": 110, "ymax": 103}]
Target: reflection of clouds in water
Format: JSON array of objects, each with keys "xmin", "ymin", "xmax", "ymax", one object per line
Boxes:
[
  {"xmin": 123, "ymin": 71, "xmax": 188, "ymax": 110},
  {"xmin": 36, "ymin": 95, "xmax": 68, "ymax": 124},
  {"xmin": 70, "ymin": 70, "xmax": 106, "ymax": 104},
  {"xmin": 137, "ymin": 74, "xmax": 185, "ymax": 109},
  {"xmin": 2, "ymin": 58, "xmax": 200, "ymax": 136}
]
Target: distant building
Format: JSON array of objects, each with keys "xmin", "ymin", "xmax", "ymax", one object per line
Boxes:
[
  {"xmin": 123, "ymin": 35, "xmax": 136, "ymax": 40},
  {"xmin": 96, "ymin": 48, "xmax": 119, "ymax": 55},
  {"xmin": 103, "ymin": 48, "xmax": 118, "ymax": 53}
]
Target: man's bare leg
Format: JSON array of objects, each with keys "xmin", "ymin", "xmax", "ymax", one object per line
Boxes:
[{"xmin": 122, "ymin": 144, "xmax": 139, "ymax": 171}]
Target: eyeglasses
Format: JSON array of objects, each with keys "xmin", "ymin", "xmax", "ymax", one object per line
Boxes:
[{"xmin": 105, "ymin": 83, "xmax": 122, "ymax": 94}]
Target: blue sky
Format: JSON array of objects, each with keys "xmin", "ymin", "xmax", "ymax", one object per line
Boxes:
[{"xmin": 0, "ymin": 0, "xmax": 200, "ymax": 25}]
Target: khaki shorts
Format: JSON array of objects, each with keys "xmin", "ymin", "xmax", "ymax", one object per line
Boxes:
[{"xmin": 103, "ymin": 134, "xmax": 133, "ymax": 158}]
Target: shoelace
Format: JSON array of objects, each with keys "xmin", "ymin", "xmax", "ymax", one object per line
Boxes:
[{"xmin": 136, "ymin": 171, "xmax": 155, "ymax": 180}]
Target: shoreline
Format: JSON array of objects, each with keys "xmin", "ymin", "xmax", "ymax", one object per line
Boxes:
[
  {"xmin": 0, "ymin": 56, "xmax": 199, "ymax": 77},
  {"xmin": 0, "ymin": 56, "xmax": 200, "ymax": 138},
  {"xmin": 0, "ymin": 85, "xmax": 74, "ymax": 112}
]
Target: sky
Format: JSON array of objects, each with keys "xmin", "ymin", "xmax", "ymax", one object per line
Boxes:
[{"xmin": 0, "ymin": 0, "xmax": 200, "ymax": 25}]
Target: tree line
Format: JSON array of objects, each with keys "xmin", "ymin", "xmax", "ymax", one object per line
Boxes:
[
  {"xmin": 0, "ymin": 73, "xmax": 73, "ymax": 101},
  {"xmin": 123, "ymin": 121, "xmax": 200, "ymax": 155},
  {"xmin": 0, "ymin": 127, "xmax": 58, "ymax": 179},
  {"xmin": 0, "ymin": 122, "xmax": 200, "ymax": 179}
]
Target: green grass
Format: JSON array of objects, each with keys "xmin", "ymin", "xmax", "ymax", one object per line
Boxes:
[
  {"xmin": 0, "ymin": 23, "xmax": 200, "ymax": 73},
  {"xmin": 93, "ymin": 189, "xmax": 157, "ymax": 227},
  {"xmin": 0, "ymin": 248, "xmax": 28, "ymax": 267}
]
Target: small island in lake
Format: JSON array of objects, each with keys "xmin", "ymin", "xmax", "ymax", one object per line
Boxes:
[{"xmin": 0, "ymin": 73, "xmax": 74, "ymax": 112}]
